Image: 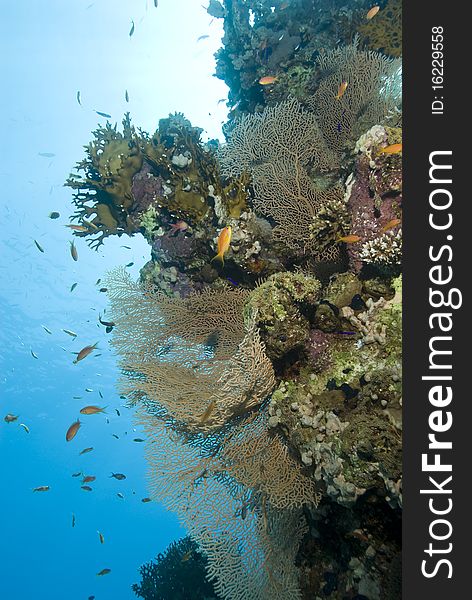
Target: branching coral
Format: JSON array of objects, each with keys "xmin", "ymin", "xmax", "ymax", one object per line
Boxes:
[
  {"xmin": 132, "ymin": 536, "xmax": 219, "ymax": 600},
  {"xmin": 66, "ymin": 112, "xmax": 244, "ymax": 249}
]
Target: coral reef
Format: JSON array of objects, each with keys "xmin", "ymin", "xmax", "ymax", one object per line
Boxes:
[
  {"xmin": 68, "ymin": 2, "xmax": 402, "ymax": 598},
  {"xmin": 132, "ymin": 536, "xmax": 220, "ymax": 600}
]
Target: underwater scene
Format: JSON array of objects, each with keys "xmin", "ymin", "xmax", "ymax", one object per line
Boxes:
[{"xmin": 1, "ymin": 1, "xmax": 402, "ymax": 598}]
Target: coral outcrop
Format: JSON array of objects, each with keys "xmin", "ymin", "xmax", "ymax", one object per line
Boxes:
[{"xmin": 68, "ymin": 2, "xmax": 402, "ymax": 598}]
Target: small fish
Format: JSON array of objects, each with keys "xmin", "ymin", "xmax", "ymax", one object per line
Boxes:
[
  {"xmin": 19, "ymin": 423, "xmax": 30, "ymax": 433},
  {"xmin": 95, "ymin": 278, "xmax": 101, "ymax": 285},
  {"xmin": 82, "ymin": 475, "xmax": 96, "ymax": 483},
  {"xmin": 70, "ymin": 240, "xmax": 78, "ymax": 261},
  {"xmin": 117, "ymin": 492, "xmax": 124, "ymax": 499},
  {"xmin": 88, "ymin": 596, "xmax": 95, "ymax": 600},
  {"xmin": 112, "ymin": 434, "xmax": 119, "ymax": 439},
  {"xmin": 95, "ymin": 110, "xmax": 112, "ymax": 118},
  {"xmin": 115, "ymin": 409, "xmax": 121, "ymax": 417},
  {"xmin": 241, "ymin": 502, "xmax": 248, "ymax": 520},
  {"xmin": 38, "ymin": 152, "xmax": 55, "ymax": 158},
  {"xmin": 133, "ymin": 438, "xmax": 145, "ymax": 442},
  {"xmin": 217, "ymin": 98, "xmax": 226, "ymax": 105},
  {"xmin": 79, "ymin": 447, "xmax": 94, "ymax": 455},
  {"xmin": 337, "ymin": 331, "xmax": 357, "ymax": 336},
  {"xmin": 99, "ymin": 391, "xmax": 103, "ymax": 399},
  {"xmin": 97, "ymin": 568, "xmax": 111, "ymax": 576},
  {"xmin": 335, "ymin": 81, "xmax": 348, "ymax": 100},
  {"xmin": 381, "ymin": 218, "xmax": 402, "ymax": 233},
  {"xmin": 83, "ymin": 219, "xmax": 99, "ymax": 231},
  {"xmin": 66, "ymin": 419, "xmax": 81, "ymax": 442},
  {"xmin": 70, "ymin": 282, "xmax": 78, "ymax": 292},
  {"xmin": 181, "ymin": 550, "xmax": 193, "ymax": 563},
  {"xmin": 4, "ymin": 414, "xmax": 18, "ymax": 423},
  {"xmin": 141, "ymin": 497, "xmax": 152, "ymax": 503},
  {"xmin": 42, "ymin": 325, "xmax": 52, "ymax": 334},
  {"xmin": 65, "ymin": 224, "xmax": 88, "ymax": 232},
  {"xmin": 72, "ymin": 513, "xmax": 76, "ymax": 527},
  {"xmin": 30, "ymin": 350, "xmax": 39, "ymax": 359},
  {"xmin": 110, "ymin": 473, "xmax": 126, "ymax": 480},
  {"xmin": 81, "ymin": 485, "xmax": 93, "ymax": 492},
  {"xmin": 33, "ymin": 486, "xmax": 50, "ymax": 492},
  {"xmin": 85, "ymin": 388, "xmax": 94, "ymax": 393},
  {"xmin": 72, "ymin": 472, "xmax": 82, "ymax": 477},
  {"xmin": 73, "ymin": 343, "xmax": 98, "ymax": 364},
  {"xmin": 198, "ymin": 400, "xmax": 216, "ymax": 425},
  {"xmin": 259, "ymin": 75, "xmax": 277, "ymax": 85},
  {"xmin": 73, "ymin": 396, "xmax": 82, "ymax": 399},
  {"xmin": 125, "ymin": 262, "xmax": 134, "ymax": 267},
  {"xmin": 197, "ymin": 34, "xmax": 210, "ymax": 41},
  {"xmin": 62, "ymin": 329, "xmax": 77, "ymax": 337},
  {"xmin": 380, "ymin": 143, "xmax": 402, "ymax": 154},
  {"xmin": 34, "ymin": 239, "xmax": 45, "ymax": 253},
  {"xmin": 337, "ymin": 235, "xmax": 362, "ymax": 244},
  {"xmin": 48, "ymin": 211, "xmax": 60, "ymax": 219},
  {"xmin": 211, "ymin": 226, "xmax": 232, "ymax": 267},
  {"xmin": 154, "ymin": 0, "xmax": 158, "ymax": 7},
  {"xmin": 168, "ymin": 220, "xmax": 188, "ymax": 235},
  {"xmin": 80, "ymin": 405, "xmax": 107, "ymax": 415},
  {"xmin": 99, "ymin": 288, "xmax": 108, "ymax": 293},
  {"xmin": 98, "ymin": 531, "xmax": 105, "ymax": 544},
  {"xmin": 77, "ymin": 90, "xmax": 81, "ymax": 105},
  {"xmin": 129, "ymin": 20, "xmax": 135, "ymax": 37},
  {"xmin": 125, "ymin": 89, "xmax": 129, "ymax": 103},
  {"xmin": 366, "ymin": 6, "xmax": 380, "ymax": 20},
  {"xmin": 120, "ymin": 245, "xmax": 132, "ymax": 249}
]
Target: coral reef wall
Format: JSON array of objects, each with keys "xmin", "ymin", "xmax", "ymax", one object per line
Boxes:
[{"xmin": 68, "ymin": 2, "xmax": 402, "ymax": 599}]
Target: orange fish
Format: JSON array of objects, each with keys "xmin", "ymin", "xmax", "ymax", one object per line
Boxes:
[
  {"xmin": 259, "ymin": 76, "xmax": 277, "ymax": 85},
  {"xmin": 335, "ymin": 81, "xmax": 348, "ymax": 100},
  {"xmin": 66, "ymin": 419, "xmax": 81, "ymax": 442},
  {"xmin": 66, "ymin": 224, "xmax": 88, "ymax": 232},
  {"xmin": 82, "ymin": 475, "xmax": 96, "ymax": 483},
  {"xmin": 380, "ymin": 143, "xmax": 402, "ymax": 154},
  {"xmin": 337, "ymin": 235, "xmax": 362, "ymax": 244},
  {"xmin": 366, "ymin": 6, "xmax": 380, "ymax": 20},
  {"xmin": 73, "ymin": 343, "xmax": 98, "ymax": 364},
  {"xmin": 70, "ymin": 240, "xmax": 78, "ymax": 261},
  {"xmin": 211, "ymin": 226, "xmax": 232, "ymax": 267},
  {"xmin": 80, "ymin": 405, "xmax": 107, "ymax": 415},
  {"xmin": 97, "ymin": 569, "xmax": 111, "ymax": 576},
  {"xmin": 33, "ymin": 486, "xmax": 50, "ymax": 492},
  {"xmin": 198, "ymin": 400, "xmax": 216, "ymax": 425},
  {"xmin": 4, "ymin": 414, "xmax": 19, "ymax": 423},
  {"xmin": 381, "ymin": 218, "xmax": 402, "ymax": 233}
]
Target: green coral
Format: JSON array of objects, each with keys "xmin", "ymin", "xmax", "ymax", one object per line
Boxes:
[
  {"xmin": 66, "ymin": 113, "xmax": 144, "ymax": 248},
  {"xmin": 246, "ymin": 272, "xmax": 322, "ymax": 360},
  {"xmin": 66, "ymin": 112, "xmax": 238, "ymax": 248}
]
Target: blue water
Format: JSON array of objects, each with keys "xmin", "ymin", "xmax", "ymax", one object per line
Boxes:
[{"xmin": 0, "ymin": 1, "xmax": 227, "ymax": 598}]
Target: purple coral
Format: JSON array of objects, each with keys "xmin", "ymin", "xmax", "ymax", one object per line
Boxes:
[
  {"xmin": 129, "ymin": 162, "xmax": 165, "ymax": 224},
  {"xmin": 307, "ymin": 329, "xmax": 332, "ymax": 373},
  {"xmin": 346, "ymin": 154, "xmax": 402, "ymax": 272}
]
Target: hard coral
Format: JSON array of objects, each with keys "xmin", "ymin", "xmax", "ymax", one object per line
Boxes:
[{"xmin": 358, "ymin": 0, "xmax": 402, "ymax": 58}]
